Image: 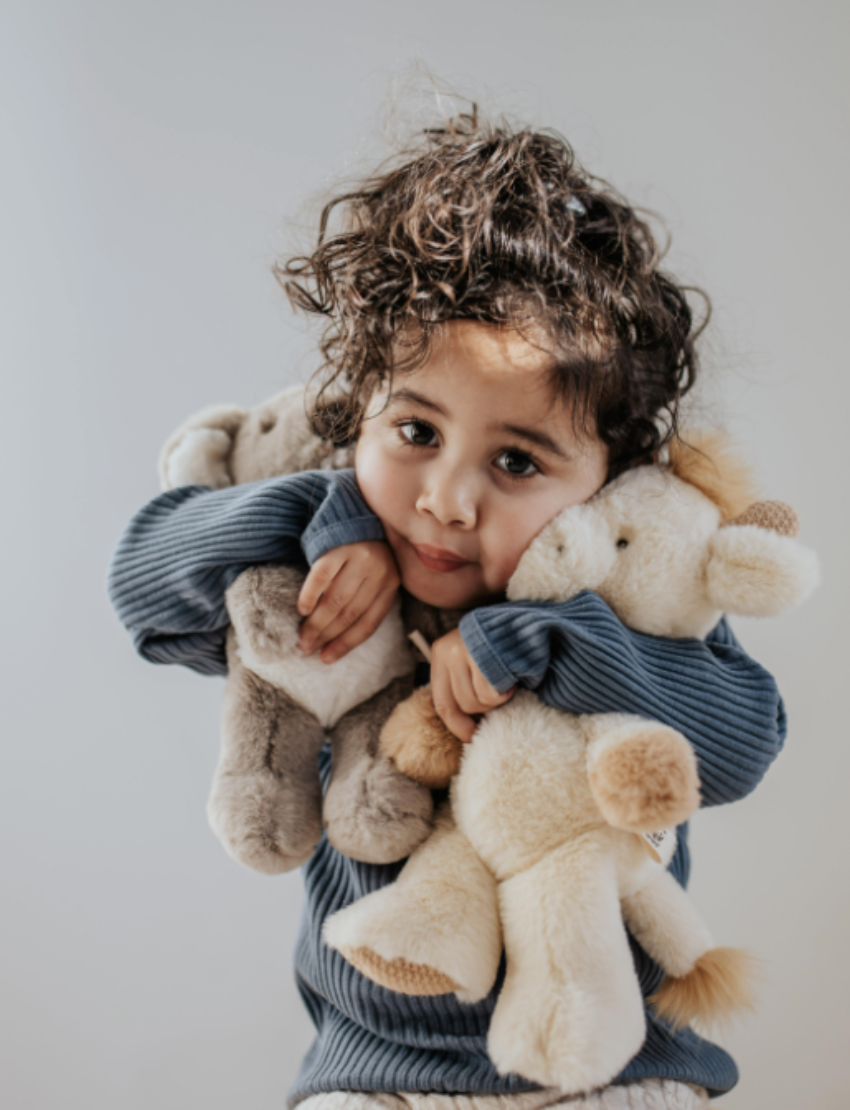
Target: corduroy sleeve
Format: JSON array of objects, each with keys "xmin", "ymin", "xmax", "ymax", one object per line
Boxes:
[
  {"xmin": 459, "ymin": 590, "xmax": 786, "ymax": 806},
  {"xmin": 107, "ymin": 468, "xmax": 384, "ymax": 676}
]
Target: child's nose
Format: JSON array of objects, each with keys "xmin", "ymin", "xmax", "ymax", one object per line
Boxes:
[{"xmin": 416, "ymin": 465, "xmax": 479, "ymax": 528}]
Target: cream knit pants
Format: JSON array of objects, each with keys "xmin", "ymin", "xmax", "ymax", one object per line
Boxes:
[{"xmin": 297, "ymin": 1081, "xmax": 709, "ymax": 1110}]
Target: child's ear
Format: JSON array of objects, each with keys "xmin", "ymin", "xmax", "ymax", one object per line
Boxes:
[
  {"xmin": 705, "ymin": 501, "xmax": 820, "ymax": 618},
  {"xmin": 158, "ymin": 405, "xmax": 246, "ymax": 490}
]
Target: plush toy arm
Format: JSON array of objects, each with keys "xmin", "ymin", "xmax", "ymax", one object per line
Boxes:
[
  {"xmin": 107, "ymin": 469, "xmax": 382, "ymax": 676},
  {"xmin": 226, "ymin": 564, "xmax": 303, "ymax": 662},
  {"xmin": 584, "ymin": 714, "xmax": 701, "ymax": 833},
  {"xmin": 208, "ymin": 629, "xmax": 328, "ymax": 873},
  {"xmin": 459, "ymin": 592, "xmax": 786, "ymax": 806}
]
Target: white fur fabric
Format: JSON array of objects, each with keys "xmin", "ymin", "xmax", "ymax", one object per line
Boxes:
[
  {"xmin": 294, "ymin": 1080, "xmax": 709, "ymax": 1110},
  {"xmin": 238, "ymin": 599, "xmax": 413, "ymax": 728}
]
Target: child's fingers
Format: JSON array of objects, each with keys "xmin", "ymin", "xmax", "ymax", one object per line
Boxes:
[
  {"xmin": 297, "ymin": 553, "xmax": 343, "ymax": 617},
  {"xmin": 313, "ymin": 581, "xmax": 395, "ymax": 658},
  {"xmin": 319, "ymin": 586, "xmax": 398, "ymax": 663},
  {"xmin": 448, "ymin": 664, "xmax": 487, "ymax": 718},
  {"xmin": 431, "ymin": 667, "xmax": 477, "ymax": 744},
  {"xmin": 298, "ymin": 563, "xmax": 364, "ymax": 652},
  {"xmin": 471, "ymin": 666, "xmax": 515, "ymax": 709}
]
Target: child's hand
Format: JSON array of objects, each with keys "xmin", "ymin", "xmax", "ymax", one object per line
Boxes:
[
  {"xmin": 430, "ymin": 628, "xmax": 515, "ymax": 743},
  {"xmin": 297, "ymin": 541, "xmax": 401, "ymax": 664}
]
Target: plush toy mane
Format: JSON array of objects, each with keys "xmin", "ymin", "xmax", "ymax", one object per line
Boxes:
[{"xmin": 667, "ymin": 431, "xmax": 759, "ymax": 522}]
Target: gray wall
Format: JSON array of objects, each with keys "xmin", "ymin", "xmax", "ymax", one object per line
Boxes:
[{"xmin": 2, "ymin": 2, "xmax": 848, "ymax": 1107}]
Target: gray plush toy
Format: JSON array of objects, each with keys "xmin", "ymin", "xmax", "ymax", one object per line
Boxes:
[{"xmin": 158, "ymin": 384, "xmax": 436, "ymax": 874}]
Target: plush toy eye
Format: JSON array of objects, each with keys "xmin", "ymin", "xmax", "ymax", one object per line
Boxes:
[{"xmin": 616, "ymin": 538, "xmax": 629, "ymax": 550}]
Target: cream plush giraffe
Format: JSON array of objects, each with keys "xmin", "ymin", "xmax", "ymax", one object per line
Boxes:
[{"xmin": 323, "ymin": 436, "xmax": 819, "ymax": 1097}]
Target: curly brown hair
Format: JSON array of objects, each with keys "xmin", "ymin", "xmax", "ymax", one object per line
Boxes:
[{"xmin": 276, "ymin": 110, "xmax": 707, "ymax": 477}]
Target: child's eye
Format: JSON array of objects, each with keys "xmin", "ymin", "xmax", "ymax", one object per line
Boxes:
[
  {"xmin": 494, "ymin": 449, "xmax": 539, "ymax": 478},
  {"xmin": 399, "ymin": 419, "xmax": 438, "ymax": 447}
]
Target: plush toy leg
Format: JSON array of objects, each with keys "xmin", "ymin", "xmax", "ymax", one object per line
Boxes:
[
  {"xmin": 208, "ymin": 637, "xmax": 327, "ymax": 874},
  {"xmin": 622, "ymin": 871, "xmax": 756, "ymax": 1030},
  {"xmin": 324, "ymin": 675, "xmax": 434, "ymax": 864},
  {"xmin": 584, "ymin": 714, "xmax": 701, "ymax": 833},
  {"xmin": 488, "ymin": 837, "xmax": 645, "ymax": 1095},
  {"xmin": 324, "ymin": 805, "xmax": 502, "ymax": 1003}
]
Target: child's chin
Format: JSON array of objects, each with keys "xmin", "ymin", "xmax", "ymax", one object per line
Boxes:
[{"xmin": 401, "ymin": 566, "xmax": 499, "ymax": 611}]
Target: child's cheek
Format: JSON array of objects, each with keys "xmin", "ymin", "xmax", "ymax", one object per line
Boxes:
[{"xmin": 355, "ymin": 434, "xmax": 409, "ymax": 535}]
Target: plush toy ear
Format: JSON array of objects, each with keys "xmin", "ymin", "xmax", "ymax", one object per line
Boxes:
[
  {"xmin": 706, "ymin": 501, "xmax": 820, "ymax": 618},
  {"xmin": 158, "ymin": 405, "xmax": 246, "ymax": 491}
]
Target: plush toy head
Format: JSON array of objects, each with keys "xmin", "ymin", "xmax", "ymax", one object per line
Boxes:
[
  {"xmin": 507, "ymin": 434, "xmax": 820, "ymax": 639},
  {"xmin": 158, "ymin": 384, "xmax": 352, "ymax": 491},
  {"xmin": 381, "ymin": 434, "xmax": 819, "ymax": 791}
]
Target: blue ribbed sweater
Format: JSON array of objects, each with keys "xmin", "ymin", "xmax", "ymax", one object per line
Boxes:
[{"xmin": 108, "ymin": 469, "xmax": 787, "ymax": 1101}]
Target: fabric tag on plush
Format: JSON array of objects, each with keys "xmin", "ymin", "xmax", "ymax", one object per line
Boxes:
[{"xmin": 640, "ymin": 828, "xmax": 674, "ymax": 863}]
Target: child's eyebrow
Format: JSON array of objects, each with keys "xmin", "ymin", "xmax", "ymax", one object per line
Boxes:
[
  {"xmin": 388, "ymin": 388, "xmax": 573, "ymax": 461},
  {"xmin": 387, "ymin": 388, "xmax": 447, "ymax": 416},
  {"xmin": 494, "ymin": 422, "xmax": 573, "ymax": 461}
]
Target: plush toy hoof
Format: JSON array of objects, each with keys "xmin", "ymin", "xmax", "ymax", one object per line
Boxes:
[
  {"xmin": 208, "ymin": 774, "xmax": 322, "ymax": 875},
  {"xmin": 379, "ymin": 685, "xmax": 463, "ymax": 789},
  {"xmin": 590, "ymin": 725, "xmax": 700, "ymax": 832},
  {"xmin": 649, "ymin": 947, "xmax": 757, "ymax": 1030},
  {"xmin": 323, "ymin": 751, "xmax": 434, "ymax": 864},
  {"xmin": 338, "ymin": 946, "xmax": 459, "ymax": 995}
]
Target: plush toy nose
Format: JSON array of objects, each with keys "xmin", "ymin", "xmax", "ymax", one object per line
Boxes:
[
  {"xmin": 722, "ymin": 500, "xmax": 800, "ymax": 537},
  {"xmin": 507, "ymin": 508, "xmax": 616, "ymax": 602}
]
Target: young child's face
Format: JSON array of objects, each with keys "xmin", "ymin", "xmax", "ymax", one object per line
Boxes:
[{"xmin": 355, "ymin": 321, "xmax": 609, "ymax": 609}]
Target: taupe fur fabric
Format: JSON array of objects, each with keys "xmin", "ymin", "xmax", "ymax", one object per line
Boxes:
[
  {"xmin": 161, "ymin": 386, "xmax": 436, "ymax": 873},
  {"xmin": 210, "ymin": 630, "xmax": 328, "ymax": 873},
  {"xmin": 325, "ymin": 675, "xmax": 434, "ymax": 864}
]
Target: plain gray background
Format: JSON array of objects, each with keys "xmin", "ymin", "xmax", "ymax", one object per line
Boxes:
[{"xmin": 2, "ymin": 2, "xmax": 848, "ymax": 1107}]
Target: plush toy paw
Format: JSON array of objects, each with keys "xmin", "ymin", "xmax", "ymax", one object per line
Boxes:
[
  {"xmin": 649, "ymin": 947, "xmax": 757, "ymax": 1030},
  {"xmin": 323, "ymin": 753, "xmax": 434, "ymax": 864},
  {"xmin": 588, "ymin": 723, "xmax": 700, "ymax": 833},
  {"xmin": 208, "ymin": 770, "xmax": 323, "ymax": 875},
  {"xmin": 226, "ymin": 566, "xmax": 302, "ymax": 663},
  {"xmin": 379, "ymin": 685, "xmax": 463, "ymax": 789}
]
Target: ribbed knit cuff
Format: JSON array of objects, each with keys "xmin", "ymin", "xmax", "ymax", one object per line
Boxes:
[
  {"xmin": 459, "ymin": 612, "xmax": 518, "ymax": 693},
  {"xmin": 302, "ymin": 517, "xmax": 386, "ymax": 564}
]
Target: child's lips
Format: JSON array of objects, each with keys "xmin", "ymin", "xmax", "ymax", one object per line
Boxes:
[{"xmin": 411, "ymin": 543, "xmax": 472, "ymax": 573}]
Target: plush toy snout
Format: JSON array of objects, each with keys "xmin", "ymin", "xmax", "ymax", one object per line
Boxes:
[
  {"xmin": 706, "ymin": 501, "xmax": 820, "ymax": 618},
  {"xmin": 507, "ymin": 507, "xmax": 617, "ymax": 603}
]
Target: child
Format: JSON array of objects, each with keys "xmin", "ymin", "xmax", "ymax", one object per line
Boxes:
[{"xmin": 108, "ymin": 113, "xmax": 786, "ymax": 1109}]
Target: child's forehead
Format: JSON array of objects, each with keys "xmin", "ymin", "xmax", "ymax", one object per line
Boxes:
[
  {"xmin": 388, "ymin": 321, "xmax": 600, "ymax": 449},
  {"xmin": 432, "ymin": 319, "xmax": 555, "ymax": 370}
]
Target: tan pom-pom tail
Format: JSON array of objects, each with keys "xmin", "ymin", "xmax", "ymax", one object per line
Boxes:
[
  {"xmin": 379, "ymin": 685, "xmax": 463, "ymax": 789},
  {"xmin": 649, "ymin": 947, "xmax": 758, "ymax": 1031}
]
